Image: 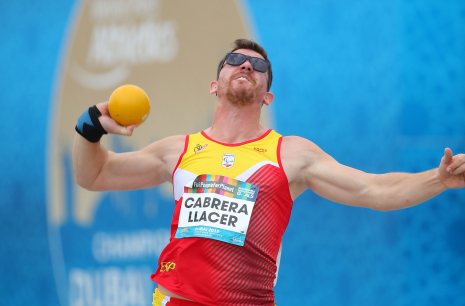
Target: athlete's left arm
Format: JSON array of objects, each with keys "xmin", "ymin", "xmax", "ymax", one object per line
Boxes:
[{"xmin": 281, "ymin": 136, "xmax": 465, "ymax": 211}]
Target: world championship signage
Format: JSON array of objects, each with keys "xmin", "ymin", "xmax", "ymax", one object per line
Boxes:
[{"xmin": 46, "ymin": 0, "xmax": 272, "ymax": 305}]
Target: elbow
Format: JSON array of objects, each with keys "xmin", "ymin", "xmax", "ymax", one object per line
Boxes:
[
  {"xmin": 362, "ymin": 176, "xmax": 391, "ymax": 212},
  {"xmin": 362, "ymin": 188, "xmax": 390, "ymax": 212},
  {"xmin": 74, "ymin": 174, "xmax": 97, "ymax": 191},
  {"xmin": 368, "ymin": 197, "xmax": 397, "ymax": 212},
  {"xmin": 353, "ymin": 183, "xmax": 377, "ymax": 211},
  {"xmin": 366, "ymin": 200, "xmax": 387, "ymax": 212},
  {"xmin": 366, "ymin": 187, "xmax": 407, "ymax": 212},
  {"xmin": 372, "ymin": 204, "xmax": 391, "ymax": 212}
]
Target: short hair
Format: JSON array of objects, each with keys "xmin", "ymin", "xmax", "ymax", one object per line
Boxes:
[{"xmin": 217, "ymin": 39, "xmax": 273, "ymax": 91}]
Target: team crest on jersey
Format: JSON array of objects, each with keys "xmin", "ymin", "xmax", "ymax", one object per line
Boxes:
[{"xmin": 222, "ymin": 153, "xmax": 235, "ymax": 168}]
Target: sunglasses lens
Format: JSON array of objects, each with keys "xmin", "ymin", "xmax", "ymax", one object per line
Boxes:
[
  {"xmin": 250, "ymin": 58, "xmax": 268, "ymax": 73},
  {"xmin": 226, "ymin": 53, "xmax": 246, "ymax": 66},
  {"xmin": 226, "ymin": 53, "xmax": 269, "ymax": 73}
]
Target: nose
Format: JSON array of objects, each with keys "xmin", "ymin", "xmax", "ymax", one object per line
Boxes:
[{"xmin": 240, "ymin": 59, "xmax": 253, "ymax": 72}]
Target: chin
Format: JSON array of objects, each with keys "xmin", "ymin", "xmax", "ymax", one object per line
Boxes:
[{"xmin": 226, "ymin": 86, "xmax": 256, "ymax": 106}]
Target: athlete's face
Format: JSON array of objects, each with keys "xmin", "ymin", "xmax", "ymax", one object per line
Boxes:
[{"xmin": 215, "ymin": 49, "xmax": 270, "ymax": 106}]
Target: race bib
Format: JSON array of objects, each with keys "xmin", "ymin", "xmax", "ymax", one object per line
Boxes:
[{"xmin": 175, "ymin": 174, "xmax": 259, "ymax": 246}]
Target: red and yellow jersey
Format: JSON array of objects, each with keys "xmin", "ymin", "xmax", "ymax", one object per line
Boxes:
[{"xmin": 151, "ymin": 129, "xmax": 293, "ymax": 306}]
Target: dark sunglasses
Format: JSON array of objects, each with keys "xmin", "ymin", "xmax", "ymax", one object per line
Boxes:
[{"xmin": 222, "ymin": 52, "xmax": 270, "ymax": 73}]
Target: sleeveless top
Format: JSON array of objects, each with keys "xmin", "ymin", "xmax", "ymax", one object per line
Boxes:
[{"xmin": 151, "ymin": 129, "xmax": 293, "ymax": 306}]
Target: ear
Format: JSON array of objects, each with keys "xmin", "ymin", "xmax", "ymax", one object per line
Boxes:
[
  {"xmin": 210, "ymin": 81, "xmax": 218, "ymax": 94},
  {"xmin": 262, "ymin": 92, "xmax": 274, "ymax": 106}
]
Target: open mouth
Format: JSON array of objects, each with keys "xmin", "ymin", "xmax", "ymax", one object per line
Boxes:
[{"xmin": 234, "ymin": 74, "xmax": 252, "ymax": 82}]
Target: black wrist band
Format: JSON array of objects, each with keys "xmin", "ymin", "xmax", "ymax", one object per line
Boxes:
[{"xmin": 75, "ymin": 105, "xmax": 108, "ymax": 143}]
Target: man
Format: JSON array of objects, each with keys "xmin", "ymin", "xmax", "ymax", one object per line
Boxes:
[{"xmin": 73, "ymin": 39, "xmax": 465, "ymax": 306}]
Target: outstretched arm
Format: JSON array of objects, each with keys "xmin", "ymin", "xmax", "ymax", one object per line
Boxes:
[
  {"xmin": 281, "ymin": 136, "xmax": 465, "ymax": 211},
  {"xmin": 73, "ymin": 102, "xmax": 185, "ymax": 191}
]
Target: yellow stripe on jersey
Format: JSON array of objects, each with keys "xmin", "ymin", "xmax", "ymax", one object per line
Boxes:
[
  {"xmin": 152, "ymin": 288, "xmax": 166, "ymax": 306},
  {"xmin": 178, "ymin": 130, "xmax": 282, "ymax": 178}
]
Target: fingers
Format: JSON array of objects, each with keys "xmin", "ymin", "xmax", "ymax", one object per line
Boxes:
[
  {"xmin": 114, "ymin": 123, "xmax": 136, "ymax": 136},
  {"xmin": 442, "ymin": 148, "xmax": 453, "ymax": 165},
  {"xmin": 96, "ymin": 102, "xmax": 110, "ymax": 115},
  {"xmin": 115, "ymin": 125, "xmax": 129, "ymax": 135},
  {"xmin": 119, "ymin": 124, "xmax": 136, "ymax": 136},
  {"xmin": 111, "ymin": 124, "xmax": 135, "ymax": 136},
  {"xmin": 92, "ymin": 103, "xmax": 137, "ymax": 136},
  {"xmin": 99, "ymin": 116, "xmax": 136, "ymax": 136},
  {"xmin": 451, "ymin": 163, "xmax": 465, "ymax": 176},
  {"xmin": 447, "ymin": 153, "xmax": 465, "ymax": 175}
]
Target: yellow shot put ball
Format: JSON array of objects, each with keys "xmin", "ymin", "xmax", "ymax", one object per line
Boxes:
[{"xmin": 108, "ymin": 85, "xmax": 150, "ymax": 126}]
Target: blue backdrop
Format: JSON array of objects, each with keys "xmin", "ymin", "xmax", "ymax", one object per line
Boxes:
[{"xmin": 1, "ymin": 0, "xmax": 464, "ymax": 305}]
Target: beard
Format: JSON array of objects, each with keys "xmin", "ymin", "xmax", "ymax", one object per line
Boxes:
[
  {"xmin": 219, "ymin": 73, "xmax": 257, "ymax": 107},
  {"xmin": 226, "ymin": 86, "xmax": 255, "ymax": 106}
]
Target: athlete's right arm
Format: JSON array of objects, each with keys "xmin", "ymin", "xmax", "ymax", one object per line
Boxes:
[{"xmin": 73, "ymin": 102, "xmax": 186, "ymax": 191}]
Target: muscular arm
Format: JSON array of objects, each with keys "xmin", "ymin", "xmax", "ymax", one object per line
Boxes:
[
  {"xmin": 281, "ymin": 136, "xmax": 465, "ymax": 211},
  {"xmin": 73, "ymin": 134, "xmax": 185, "ymax": 191},
  {"xmin": 73, "ymin": 102, "xmax": 185, "ymax": 191}
]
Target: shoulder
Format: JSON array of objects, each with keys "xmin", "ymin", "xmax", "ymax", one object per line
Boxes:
[
  {"xmin": 280, "ymin": 136, "xmax": 330, "ymax": 183},
  {"xmin": 281, "ymin": 135, "xmax": 322, "ymax": 158},
  {"xmin": 157, "ymin": 134, "xmax": 188, "ymax": 147},
  {"xmin": 142, "ymin": 135, "xmax": 187, "ymax": 158},
  {"xmin": 281, "ymin": 135, "xmax": 314, "ymax": 146},
  {"xmin": 139, "ymin": 135, "xmax": 189, "ymax": 182}
]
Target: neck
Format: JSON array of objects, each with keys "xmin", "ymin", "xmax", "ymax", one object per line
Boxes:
[{"xmin": 205, "ymin": 97, "xmax": 268, "ymax": 144}]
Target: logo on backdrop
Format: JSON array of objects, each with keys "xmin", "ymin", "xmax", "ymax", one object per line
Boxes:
[
  {"xmin": 69, "ymin": 0, "xmax": 178, "ymax": 90},
  {"xmin": 46, "ymin": 0, "xmax": 272, "ymax": 306}
]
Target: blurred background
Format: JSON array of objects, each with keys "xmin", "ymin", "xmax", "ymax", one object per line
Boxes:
[{"xmin": 1, "ymin": 0, "xmax": 464, "ymax": 305}]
